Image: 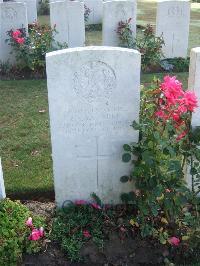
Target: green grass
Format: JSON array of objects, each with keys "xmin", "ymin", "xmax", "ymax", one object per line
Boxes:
[
  {"xmin": 0, "ymin": 73, "xmax": 189, "ymax": 197},
  {"xmin": 0, "ymin": 80, "xmax": 53, "ymax": 199}
]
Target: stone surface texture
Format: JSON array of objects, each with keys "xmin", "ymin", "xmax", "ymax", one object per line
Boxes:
[
  {"xmin": 14, "ymin": 0, "xmax": 37, "ymax": 23},
  {"xmin": 46, "ymin": 46, "xmax": 141, "ymax": 206},
  {"xmin": 156, "ymin": 0, "xmax": 190, "ymax": 58},
  {"xmin": 84, "ymin": 0, "xmax": 103, "ymax": 25},
  {"xmin": 50, "ymin": 0, "xmax": 85, "ymax": 48},
  {"xmin": 102, "ymin": 0, "xmax": 137, "ymax": 46},
  {"xmin": 0, "ymin": 2, "xmax": 28, "ymax": 63}
]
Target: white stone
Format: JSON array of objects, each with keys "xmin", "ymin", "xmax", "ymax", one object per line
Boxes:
[
  {"xmin": 156, "ymin": 0, "xmax": 190, "ymax": 58},
  {"xmin": 189, "ymin": 47, "xmax": 200, "ymax": 127},
  {"xmin": 0, "ymin": 2, "xmax": 28, "ymax": 64},
  {"xmin": 84, "ymin": 0, "xmax": 103, "ymax": 25},
  {"xmin": 14, "ymin": 0, "xmax": 37, "ymax": 24},
  {"xmin": 46, "ymin": 46, "xmax": 141, "ymax": 207},
  {"xmin": 102, "ymin": 0, "xmax": 137, "ymax": 46},
  {"xmin": 50, "ymin": 0, "xmax": 85, "ymax": 48},
  {"xmin": 0, "ymin": 158, "xmax": 6, "ymax": 200},
  {"xmin": 187, "ymin": 48, "xmax": 200, "ymax": 190}
]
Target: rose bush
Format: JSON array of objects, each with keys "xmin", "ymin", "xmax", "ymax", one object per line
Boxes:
[
  {"xmin": 120, "ymin": 76, "xmax": 200, "ymax": 262},
  {"xmin": 117, "ymin": 21, "xmax": 164, "ymax": 71},
  {"xmin": 0, "ymin": 199, "xmax": 45, "ymax": 265},
  {"xmin": 6, "ymin": 23, "xmax": 67, "ymax": 75}
]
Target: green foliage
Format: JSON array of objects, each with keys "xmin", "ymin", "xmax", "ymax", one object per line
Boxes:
[
  {"xmin": 116, "ymin": 18, "xmax": 135, "ymax": 48},
  {"xmin": 0, "ymin": 60, "xmax": 12, "ymax": 77},
  {"xmin": 136, "ymin": 25, "xmax": 164, "ymax": 71},
  {"xmin": 0, "ymin": 199, "xmax": 45, "ymax": 266},
  {"xmin": 161, "ymin": 57, "xmax": 190, "ymax": 72},
  {"xmin": 84, "ymin": 4, "xmax": 91, "ymax": 23},
  {"xmin": 116, "ymin": 22, "xmax": 164, "ymax": 71},
  {"xmin": 120, "ymin": 78, "xmax": 200, "ymax": 258},
  {"xmin": 51, "ymin": 204, "xmax": 104, "ymax": 261}
]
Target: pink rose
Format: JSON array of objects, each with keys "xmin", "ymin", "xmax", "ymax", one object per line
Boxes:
[
  {"xmin": 39, "ymin": 227, "xmax": 44, "ymax": 237},
  {"xmin": 26, "ymin": 217, "xmax": 33, "ymax": 227},
  {"xmin": 12, "ymin": 30, "xmax": 21, "ymax": 39},
  {"xmin": 184, "ymin": 91, "xmax": 198, "ymax": 112},
  {"xmin": 83, "ymin": 230, "xmax": 91, "ymax": 238},
  {"xmin": 16, "ymin": 37, "xmax": 25, "ymax": 44},
  {"xmin": 29, "ymin": 229, "xmax": 41, "ymax": 241},
  {"xmin": 176, "ymin": 130, "xmax": 187, "ymax": 141},
  {"xmin": 91, "ymin": 203, "xmax": 101, "ymax": 210},
  {"xmin": 75, "ymin": 200, "xmax": 87, "ymax": 205},
  {"xmin": 169, "ymin": 236, "xmax": 180, "ymax": 246}
]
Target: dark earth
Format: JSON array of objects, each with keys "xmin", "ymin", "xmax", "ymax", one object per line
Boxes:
[{"xmin": 21, "ymin": 201, "xmax": 165, "ymax": 266}]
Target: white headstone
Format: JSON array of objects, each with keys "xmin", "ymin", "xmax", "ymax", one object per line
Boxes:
[
  {"xmin": 14, "ymin": 0, "xmax": 37, "ymax": 24},
  {"xmin": 84, "ymin": 0, "xmax": 103, "ymax": 25},
  {"xmin": 156, "ymin": 0, "xmax": 190, "ymax": 58},
  {"xmin": 102, "ymin": 0, "xmax": 137, "ymax": 46},
  {"xmin": 189, "ymin": 47, "xmax": 200, "ymax": 127},
  {"xmin": 0, "ymin": 2, "xmax": 28, "ymax": 64},
  {"xmin": 46, "ymin": 46, "xmax": 141, "ymax": 206},
  {"xmin": 187, "ymin": 47, "xmax": 200, "ymax": 189},
  {"xmin": 0, "ymin": 158, "xmax": 6, "ymax": 200},
  {"xmin": 50, "ymin": 0, "xmax": 85, "ymax": 48}
]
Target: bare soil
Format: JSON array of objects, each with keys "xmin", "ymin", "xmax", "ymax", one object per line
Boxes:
[{"xmin": 21, "ymin": 201, "xmax": 165, "ymax": 266}]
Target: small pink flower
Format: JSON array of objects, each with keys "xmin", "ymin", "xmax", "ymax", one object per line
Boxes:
[
  {"xmin": 91, "ymin": 203, "xmax": 101, "ymax": 210},
  {"xmin": 184, "ymin": 91, "xmax": 198, "ymax": 112},
  {"xmin": 39, "ymin": 227, "xmax": 44, "ymax": 237},
  {"xmin": 29, "ymin": 229, "xmax": 41, "ymax": 241},
  {"xmin": 83, "ymin": 230, "xmax": 91, "ymax": 238},
  {"xmin": 26, "ymin": 217, "xmax": 33, "ymax": 227},
  {"xmin": 16, "ymin": 37, "xmax": 25, "ymax": 44},
  {"xmin": 12, "ymin": 30, "xmax": 21, "ymax": 39},
  {"xmin": 176, "ymin": 130, "xmax": 187, "ymax": 141},
  {"xmin": 169, "ymin": 236, "xmax": 180, "ymax": 246},
  {"xmin": 75, "ymin": 200, "xmax": 87, "ymax": 205},
  {"xmin": 165, "ymin": 189, "xmax": 171, "ymax": 193}
]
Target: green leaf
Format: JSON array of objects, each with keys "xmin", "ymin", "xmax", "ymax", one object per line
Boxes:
[
  {"xmin": 120, "ymin": 176, "xmax": 129, "ymax": 183},
  {"xmin": 132, "ymin": 120, "xmax": 140, "ymax": 130},
  {"xmin": 123, "ymin": 144, "xmax": 131, "ymax": 152},
  {"xmin": 122, "ymin": 153, "xmax": 131, "ymax": 163}
]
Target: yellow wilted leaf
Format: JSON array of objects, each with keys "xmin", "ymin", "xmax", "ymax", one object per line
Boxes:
[
  {"xmin": 182, "ymin": 236, "xmax": 189, "ymax": 241},
  {"xmin": 156, "ymin": 193, "xmax": 164, "ymax": 201},
  {"xmin": 161, "ymin": 217, "xmax": 168, "ymax": 224},
  {"xmin": 130, "ymin": 219, "xmax": 135, "ymax": 226},
  {"xmin": 135, "ymin": 222, "xmax": 139, "ymax": 227}
]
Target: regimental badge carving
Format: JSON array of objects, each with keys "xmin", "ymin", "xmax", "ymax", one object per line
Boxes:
[
  {"xmin": 168, "ymin": 6, "xmax": 183, "ymax": 17},
  {"xmin": 2, "ymin": 7, "xmax": 17, "ymax": 20},
  {"xmin": 73, "ymin": 61, "xmax": 116, "ymax": 103}
]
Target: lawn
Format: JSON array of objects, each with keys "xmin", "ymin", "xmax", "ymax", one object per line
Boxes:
[{"xmin": 0, "ymin": 73, "xmax": 189, "ymax": 198}]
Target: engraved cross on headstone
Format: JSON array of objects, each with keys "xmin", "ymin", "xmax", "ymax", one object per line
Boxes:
[{"xmin": 75, "ymin": 136, "xmax": 117, "ymax": 186}]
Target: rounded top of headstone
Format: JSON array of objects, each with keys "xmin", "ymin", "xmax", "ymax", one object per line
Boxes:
[{"xmin": 46, "ymin": 46, "xmax": 140, "ymax": 59}]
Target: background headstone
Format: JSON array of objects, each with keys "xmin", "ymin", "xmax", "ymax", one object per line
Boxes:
[
  {"xmin": 84, "ymin": 0, "xmax": 103, "ymax": 25},
  {"xmin": 0, "ymin": 2, "xmax": 28, "ymax": 64},
  {"xmin": 187, "ymin": 47, "xmax": 200, "ymax": 189},
  {"xmin": 156, "ymin": 0, "xmax": 190, "ymax": 58},
  {"xmin": 50, "ymin": 0, "xmax": 85, "ymax": 48},
  {"xmin": 46, "ymin": 46, "xmax": 141, "ymax": 206},
  {"xmin": 188, "ymin": 47, "xmax": 200, "ymax": 127},
  {"xmin": 102, "ymin": 0, "xmax": 137, "ymax": 46},
  {"xmin": 0, "ymin": 158, "xmax": 6, "ymax": 200},
  {"xmin": 14, "ymin": 0, "xmax": 37, "ymax": 24}
]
